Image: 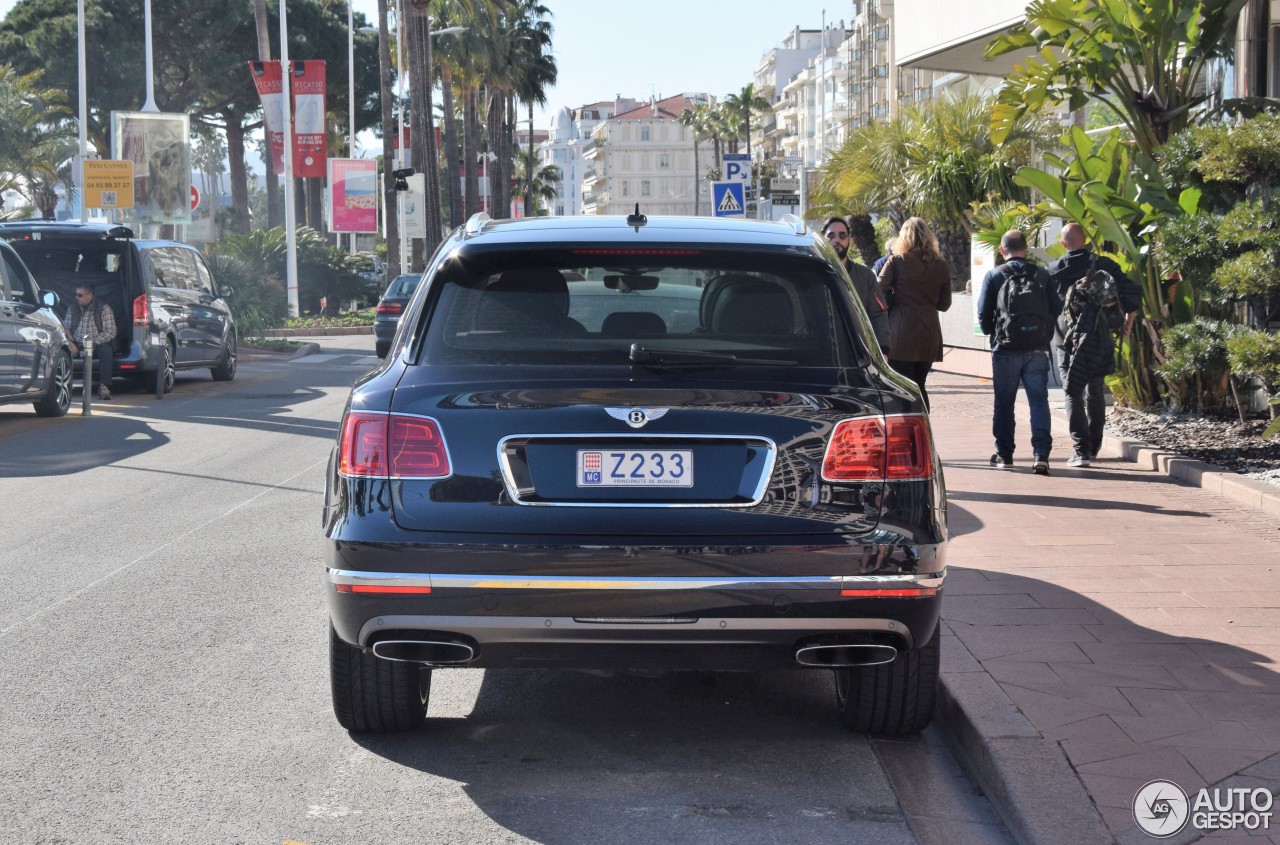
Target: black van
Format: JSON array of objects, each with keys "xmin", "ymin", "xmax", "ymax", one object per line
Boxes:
[{"xmin": 0, "ymin": 221, "xmax": 236, "ymax": 393}]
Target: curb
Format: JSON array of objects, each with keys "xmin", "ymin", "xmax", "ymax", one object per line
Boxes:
[
  {"xmin": 289, "ymin": 342, "xmax": 321, "ymax": 359},
  {"xmin": 936, "ymin": 624, "xmax": 1112, "ymax": 845},
  {"xmin": 262, "ymin": 326, "xmax": 374, "ymax": 337}
]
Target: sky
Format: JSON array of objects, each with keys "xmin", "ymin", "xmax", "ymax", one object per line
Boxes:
[{"xmin": 0, "ymin": 0, "xmax": 846, "ymax": 131}]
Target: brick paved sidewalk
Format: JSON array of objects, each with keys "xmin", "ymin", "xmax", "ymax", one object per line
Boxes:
[{"xmin": 927, "ymin": 371, "xmax": 1280, "ymax": 844}]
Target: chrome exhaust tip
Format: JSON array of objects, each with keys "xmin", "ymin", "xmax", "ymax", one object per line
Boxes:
[
  {"xmin": 372, "ymin": 639, "xmax": 477, "ymax": 666},
  {"xmin": 794, "ymin": 643, "xmax": 898, "ymax": 668}
]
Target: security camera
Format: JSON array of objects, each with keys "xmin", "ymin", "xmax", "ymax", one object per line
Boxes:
[{"xmin": 392, "ymin": 167, "xmax": 414, "ymax": 191}]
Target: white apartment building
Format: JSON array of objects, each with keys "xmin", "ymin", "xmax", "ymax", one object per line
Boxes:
[
  {"xmin": 581, "ymin": 93, "xmax": 717, "ymax": 217},
  {"xmin": 542, "ymin": 98, "xmax": 640, "ymax": 216},
  {"xmin": 753, "ymin": 28, "xmax": 826, "ymax": 163}
]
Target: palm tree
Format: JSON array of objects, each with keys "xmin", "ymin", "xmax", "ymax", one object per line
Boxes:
[
  {"xmin": 816, "ymin": 91, "xmax": 1058, "ymax": 286},
  {"xmin": 723, "ymin": 83, "xmax": 771, "ymax": 158},
  {"xmin": 678, "ymin": 105, "xmax": 710, "ymax": 215},
  {"xmin": 511, "ymin": 146, "xmax": 560, "ymax": 216},
  {"xmin": 506, "ymin": 0, "xmax": 557, "ymax": 218},
  {"xmin": 0, "ymin": 65, "xmax": 74, "ymax": 217}
]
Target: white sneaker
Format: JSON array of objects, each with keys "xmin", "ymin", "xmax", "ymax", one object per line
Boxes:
[{"xmin": 1067, "ymin": 453, "xmax": 1089, "ymax": 468}]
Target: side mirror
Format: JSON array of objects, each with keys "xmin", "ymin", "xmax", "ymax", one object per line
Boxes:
[
  {"xmin": 41, "ymin": 290, "xmax": 60, "ymax": 309},
  {"xmin": 219, "ymin": 285, "xmax": 234, "ymax": 298}
]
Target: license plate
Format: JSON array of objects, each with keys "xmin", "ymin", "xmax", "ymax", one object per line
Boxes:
[{"xmin": 577, "ymin": 449, "xmax": 693, "ymax": 487}]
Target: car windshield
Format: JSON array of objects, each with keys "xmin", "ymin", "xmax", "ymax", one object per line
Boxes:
[{"xmin": 416, "ymin": 252, "xmax": 854, "ymax": 368}]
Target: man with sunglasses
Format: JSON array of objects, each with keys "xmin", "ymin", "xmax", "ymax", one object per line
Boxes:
[
  {"xmin": 64, "ymin": 282, "xmax": 117, "ymax": 400},
  {"xmin": 822, "ymin": 216, "xmax": 890, "ymax": 355}
]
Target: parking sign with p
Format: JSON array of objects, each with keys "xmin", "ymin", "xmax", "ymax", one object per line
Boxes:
[{"xmin": 723, "ymin": 153, "xmax": 750, "ymax": 184}]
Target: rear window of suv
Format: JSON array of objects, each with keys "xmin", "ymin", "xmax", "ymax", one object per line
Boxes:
[{"xmin": 416, "ymin": 251, "xmax": 855, "ymax": 368}]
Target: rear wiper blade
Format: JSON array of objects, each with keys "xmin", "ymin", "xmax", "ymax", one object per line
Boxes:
[{"xmin": 628, "ymin": 344, "xmax": 794, "ymax": 366}]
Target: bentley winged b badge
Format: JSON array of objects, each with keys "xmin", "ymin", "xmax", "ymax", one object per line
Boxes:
[{"xmin": 605, "ymin": 407, "xmax": 669, "ymax": 429}]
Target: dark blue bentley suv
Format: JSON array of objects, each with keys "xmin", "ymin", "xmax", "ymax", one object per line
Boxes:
[{"xmin": 324, "ymin": 212, "xmax": 948, "ymax": 735}]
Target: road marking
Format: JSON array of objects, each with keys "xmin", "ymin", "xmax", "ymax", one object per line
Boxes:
[{"xmin": 0, "ymin": 456, "xmax": 329, "ymax": 640}]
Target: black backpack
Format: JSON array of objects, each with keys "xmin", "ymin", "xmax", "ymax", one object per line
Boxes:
[{"xmin": 994, "ymin": 262, "xmax": 1053, "ymax": 350}]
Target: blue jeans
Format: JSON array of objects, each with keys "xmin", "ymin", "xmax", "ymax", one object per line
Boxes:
[{"xmin": 992, "ymin": 349, "xmax": 1052, "ymax": 458}]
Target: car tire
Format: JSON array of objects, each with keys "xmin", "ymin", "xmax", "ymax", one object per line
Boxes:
[
  {"xmin": 211, "ymin": 335, "xmax": 237, "ymax": 381},
  {"xmin": 375, "ymin": 340, "xmax": 390, "ymax": 359},
  {"xmin": 329, "ymin": 623, "xmax": 431, "ymax": 733},
  {"xmin": 33, "ymin": 348, "xmax": 73, "ymax": 417},
  {"xmin": 833, "ymin": 625, "xmax": 940, "ymax": 735},
  {"xmin": 145, "ymin": 340, "xmax": 176, "ymax": 394}
]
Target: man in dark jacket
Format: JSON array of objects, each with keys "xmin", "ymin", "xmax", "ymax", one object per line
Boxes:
[
  {"xmin": 1048, "ymin": 223, "xmax": 1143, "ymax": 466},
  {"xmin": 823, "ymin": 216, "xmax": 890, "ymax": 355},
  {"xmin": 977, "ymin": 230, "xmax": 1062, "ymax": 475}
]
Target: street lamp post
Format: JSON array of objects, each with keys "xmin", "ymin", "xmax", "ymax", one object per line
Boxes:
[
  {"xmin": 347, "ymin": 0, "xmax": 356, "ymax": 254},
  {"xmin": 280, "ymin": 0, "xmax": 299, "ymax": 316}
]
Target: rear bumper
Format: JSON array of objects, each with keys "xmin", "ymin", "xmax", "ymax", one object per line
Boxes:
[
  {"xmin": 374, "ymin": 321, "xmax": 398, "ymax": 343},
  {"xmin": 327, "ymin": 568, "xmax": 944, "ymax": 670}
]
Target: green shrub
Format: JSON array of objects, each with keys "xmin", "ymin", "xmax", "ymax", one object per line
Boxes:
[
  {"xmin": 1226, "ymin": 328, "xmax": 1280, "ymax": 394},
  {"xmin": 1155, "ymin": 318, "xmax": 1243, "ymax": 413},
  {"xmin": 205, "ymin": 252, "xmax": 286, "ymax": 339}
]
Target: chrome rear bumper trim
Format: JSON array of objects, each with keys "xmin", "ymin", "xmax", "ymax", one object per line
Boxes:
[{"xmin": 327, "ymin": 568, "xmax": 944, "ymax": 591}]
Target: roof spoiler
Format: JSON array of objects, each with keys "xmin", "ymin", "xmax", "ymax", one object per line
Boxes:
[
  {"xmin": 464, "ymin": 212, "xmax": 491, "ymax": 238},
  {"xmin": 778, "ymin": 214, "xmax": 807, "ymax": 236}
]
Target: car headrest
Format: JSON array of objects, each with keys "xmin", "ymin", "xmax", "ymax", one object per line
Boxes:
[
  {"xmin": 488, "ymin": 267, "xmax": 571, "ymax": 318},
  {"xmin": 707, "ymin": 278, "xmax": 795, "ymax": 336},
  {"xmin": 601, "ymin": 311, "xmax": 667, "ymax": 338}
]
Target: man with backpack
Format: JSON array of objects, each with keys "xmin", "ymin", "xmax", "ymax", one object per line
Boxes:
[
  {"xmin": 978, "ymin": 230, "xmax": 1062, "ymax": 475},
  {"xmin": 1049, "ymin": 223, "xmax": 1143, "ymax": 466}
]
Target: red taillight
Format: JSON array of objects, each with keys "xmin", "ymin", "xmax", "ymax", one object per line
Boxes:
[
  {"xmin": 335, "ymin": 584, "xmax": 432, "ymax": 594},
  {"xmin": 338, "ymin": 412, "xmax": 450, "ymax": 479},
  {"xmin": 132, "ymin": 294, "xmax": 149, "ymax": 326},
  {"xmin": 376, "ymin": 301, "xmax": 403, "ymax": 316},
  {"xmin": 840, "ymin": 587, "xmax": 938, "ymax": 598},
  {"xmin": 822, "ymin": 414, "xmax": 933, "ymax": 481}
]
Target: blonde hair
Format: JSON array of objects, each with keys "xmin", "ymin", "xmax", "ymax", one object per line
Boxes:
[{"xmin": 892, "ymin": 217, "xmax": 942, "ymax": 262}]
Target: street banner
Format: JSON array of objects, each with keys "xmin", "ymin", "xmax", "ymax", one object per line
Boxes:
[
  {"xmin": 249, "ymin": 60, "xmax": 327, "ymax": 177},
  {"xmin": 249, "ymin": 61, "xmax": 286, "ymax": 171},
  {"xmin": 111, "ymin": 111, "xmax": 191, "ymax": 224},
  {"xmin": 329, "ymin": 158, "xmax": 379, "ymax": 233},
  {"xmin": 290, "ymin": 60, "xmax": 326, "ymax": 178},
  {"xmin": 82, "ymin": 160, "xmax": 134, "ymax": 210},
  {"xmin": 400, "ymin": 172, "xmax": 426, "ymax": 239}
]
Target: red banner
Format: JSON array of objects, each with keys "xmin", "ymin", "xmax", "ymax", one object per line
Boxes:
[
  {"xmin": 248, "ymin": 60, "xmax": 327, "ymax": 177},
  {"xmin": 248, "ymin": 61, "xmax": 285, "ymax": 171},
  {"xmin": 290, "ymin": 60, "xmax": 327, "ymax": 178}
]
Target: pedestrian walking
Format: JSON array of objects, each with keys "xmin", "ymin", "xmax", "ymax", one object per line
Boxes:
[
  {"xmin": 871, "ymin": 237, "xmax": 896, "ymax": 276},
  {"xmin": 876, "ymin": 217, "xmax": 952, "ymax": 408},
  {"xmin": 1048, "ymin": 223, "xmax": 1143, "ymax": 466},
  {"xmin": 1056, "ymin": 270, "xmax": 1127, "ymax": 466},
  {"xmin": 822, "ymin": 216, "xmax": 890, "ymax": 355},
  {"xmin": 977, "ymin": 229, "xmax": 1061, "ymax": 474}
]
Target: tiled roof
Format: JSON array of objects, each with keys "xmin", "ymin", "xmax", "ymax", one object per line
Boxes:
[{"xmin": 612, "ymin": 94, "xmax": 709, "ymax": 121}]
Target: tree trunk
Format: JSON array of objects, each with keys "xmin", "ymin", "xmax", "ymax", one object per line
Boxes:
[
  {"xmin": 934, "ymin": 221, "xmax": 971, "ymax": 292},
  {"xmin": 405, "ymin": 8, "xmax": 441, "ymax": 266},
  {"xmin": 527, "ymin": 100, "xmax": 536, "ymax": 218},
  {"xmin": 848, "ymin": 213, "xmax": 878, "ymax": 267},
  {"xmin": 223, "ymin": 110, "xmax": 251, "ymax": 234},
  {"xmin": 377, "ymin": 0, "xmax": 399, "ymax": 285},
  {"xmin": 441, "ymin": 64, "xmax": 462, "ymax": 228},
  {"xmin": 252, "ymin": 0, "xmax": 279, "ymax": 229}
]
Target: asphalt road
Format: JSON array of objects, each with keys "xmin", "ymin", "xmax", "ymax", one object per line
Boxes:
[{"xmin": 0, "ymin": 336, "xmax": 1010, "ymax": 845}]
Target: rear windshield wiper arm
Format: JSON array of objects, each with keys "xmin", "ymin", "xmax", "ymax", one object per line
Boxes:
[{"xmin": 628, "ymin": 343, "xmax": 794, "ymax": 366}]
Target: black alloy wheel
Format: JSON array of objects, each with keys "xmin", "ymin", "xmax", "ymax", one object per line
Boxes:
[{"xmin": 34, "ymin": 348, "xmax": 73, "ymax": 417}]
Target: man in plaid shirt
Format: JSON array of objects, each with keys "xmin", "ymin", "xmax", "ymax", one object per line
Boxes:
[{"xmin": 64, "ymin": 282, "xmax": 118, "ymax": 400}]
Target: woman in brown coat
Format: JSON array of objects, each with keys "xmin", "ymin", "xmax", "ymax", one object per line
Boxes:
[{"xmin": 876, "ymin": 217, "xmax": 952, "ymax": 408}]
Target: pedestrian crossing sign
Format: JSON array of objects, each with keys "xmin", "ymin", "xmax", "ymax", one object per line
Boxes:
[{"xmin": 712, "ymin": 181, "xmax": 745, "ymax": 217}]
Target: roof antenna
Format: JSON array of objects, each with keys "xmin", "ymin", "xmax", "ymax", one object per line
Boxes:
[{"xmin": 626, "ymin": 202, "xmax": 647, "ymax": 232}]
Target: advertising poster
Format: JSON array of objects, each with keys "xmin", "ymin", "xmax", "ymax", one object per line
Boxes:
[
  {"xmin": 291, "ymin": 60, "xmax": 327, "ymax": 178},
  {"xmin": 400, "ymin": 173, "xmax": 426, "ymax": 239},
  {"xmin": 329, "ymin": 158, "xmax": 378, "ymax": 233},
  {"xmin": 249, "ymin": 61, "xmax": 286, "ymax": 170},
  {"xmin": 111, "ymin": 111, "xmax": 192, "ymax": 225}
]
